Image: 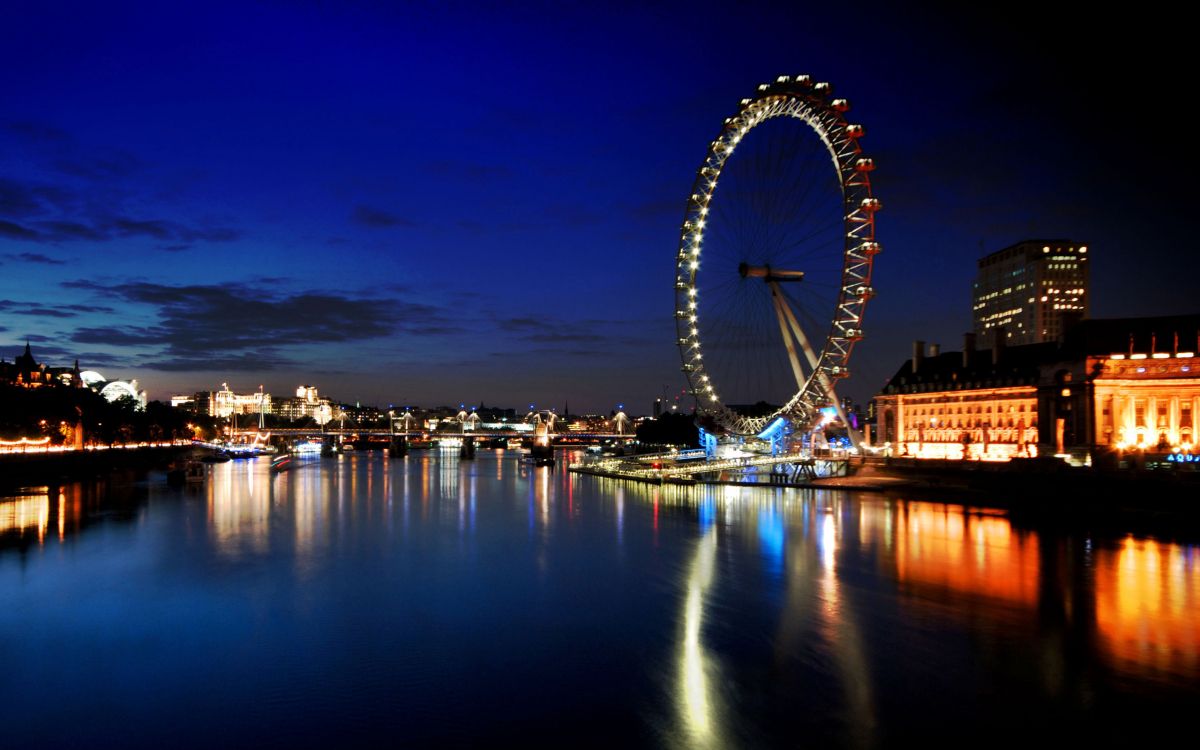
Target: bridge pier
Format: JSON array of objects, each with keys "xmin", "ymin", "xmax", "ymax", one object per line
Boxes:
[
  {"xmin": 459, "ymin": 436, "xmax": 475, "ymax": 460},
  {"xmin": 389, "ymin": 435, "xmax": 407, "ymax": 457}
]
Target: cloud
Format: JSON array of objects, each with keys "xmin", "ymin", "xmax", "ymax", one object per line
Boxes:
[
  {"xmin": 0, "ymin": 213, "xmax": 243, "ymax": 245},
  {"xmin": 136, "ymin": 354, "xmax": 290, "ymax": 372},
  {"xmin": 53, "ymin": 150, "xmax": 142, "ymax": 179},
  {"xmin": 498, "ymin": 317, "xmax": 543, "ymax": 331},
  {"xmin": 113, "ymin": 218, "xmax": 173, "ymax": 239},
  {"xmin": 0, "ymin": 299, "xmax": 114, "ymax": 317},
  {"xmin": 0, "ymin": 220, "xmax": 40, "ymax": 240},
  {"xmin": 0, "ymin": 140, "xmax": 240, "ymax": 246},
  {"xmin": 495, "ymin": 315, "xmax": 654, "ymax": 347},
  {"xmin": 0, "ymin": 177, "xmax": 82, "ymax": 219},
  {"xmin": 0, "ymin": 178, "xmax": 46, "ymax": 217},
  {"xmin": 35, "ymin": 220, "xmax": 108, "ymax": 240},
  {"xmin": 3, "ymin": 120, "xmax": 69, "ymax": 143},
  {"xmin": 352, "ymin": 205, "xmax": 415, "ymax": 229},
  {"xmin": 63, "ymin": 280, "xmax": 454, "ymax": 371},
  {"xmin": 9, "ymin": 252, "xmax": 66, "ymax": 265}
]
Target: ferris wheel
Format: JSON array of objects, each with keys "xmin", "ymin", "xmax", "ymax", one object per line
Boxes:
[{"xmin": 674, "ymin": 75, "xmax": 880, "ymax": 437}]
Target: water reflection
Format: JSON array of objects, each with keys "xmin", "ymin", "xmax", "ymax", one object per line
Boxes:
[
  {"xmin": 678, "ymin": 526, "xmax": 723, "ymax": 748},
  {"xmin": 886, "ymin": 502, "xmax": 1040, "ymax": 609},
  {"xmin": 208, "ymin": 460, "xmax": 270, "ymax": 557},
  {"xmin": 3, "ymin": 455, "xmax": 1199, "ymax": 744},
  {"xmin": 601, "ymin": 477, "xmax": 1200, "ymax": 735},
  {"xmin": 1095, "ymin": 536, "xmax": 1200, "ymax": 679},
  {"xmin": 1, "ymin": 478, "xmax": 141, "ymax": 552},
  {"xmin": 0, "ymin": 492, "xmax": 50, "ymax": 544}
]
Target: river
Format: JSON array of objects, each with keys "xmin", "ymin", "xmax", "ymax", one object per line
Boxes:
[{"xmin": 2, "ymin": 449, "xmax": 1197, "ymax": 747}]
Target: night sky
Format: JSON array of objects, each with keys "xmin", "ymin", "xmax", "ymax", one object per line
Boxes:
[{"xmin": 0, "ymin": 2, "xmax": 1189, "ymax": 413}]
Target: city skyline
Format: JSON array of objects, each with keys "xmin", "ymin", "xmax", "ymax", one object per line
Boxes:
[{"xmin": 1, "ymin": 2, "xmax": 1190, "ymax": 412}]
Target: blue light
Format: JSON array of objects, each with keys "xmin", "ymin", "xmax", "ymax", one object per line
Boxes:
[
  {"xmin": 756, "ymin": 417, "xmax": 788, "ymax": 441},
  {"xmin": 757, "ymin": 506, "xmax": 785, "ymax": 577}
]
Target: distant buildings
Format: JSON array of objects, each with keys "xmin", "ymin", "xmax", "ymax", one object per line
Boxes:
[
  {"xmin": 0, "ymin": 343, "xmax": 82, "ymax": 388},
  {"xmin": 972, "ymin": 239, "xmax": 1089, "ymax": 345},
  {"xmin": 274, "ymin": 385, "xmax": 332, "ymax": 425},
  {"xmin": 173, "ymin": 383, "xmax": 332, "ymax": 425},
  {"xmin": 0, "ymin": 343, "xmax": 146, "ymax": 408}
]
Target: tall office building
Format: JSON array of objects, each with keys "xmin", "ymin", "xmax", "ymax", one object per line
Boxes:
[{"xmin": 972, "ymin": 239, "xmax": 1089, "ymax": 345}]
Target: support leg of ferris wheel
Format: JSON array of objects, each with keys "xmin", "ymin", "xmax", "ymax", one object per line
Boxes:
[{"xmin": 769, "ymin": 280, "xmax": 863, "ymax": 451}]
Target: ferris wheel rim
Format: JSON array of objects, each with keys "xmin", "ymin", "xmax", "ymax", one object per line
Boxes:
[{"xmin": 674, "ymin": 75, "xmax": 880, "ymax": 437}]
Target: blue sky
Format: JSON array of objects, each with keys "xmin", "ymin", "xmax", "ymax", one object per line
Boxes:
[{"xmin": 0, "ymin": 2, "xmax": 1189, "ymax": 412}]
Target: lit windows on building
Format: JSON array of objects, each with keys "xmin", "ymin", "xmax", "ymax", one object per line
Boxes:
[
  {"xmin": 972, "ymin": 240, "xmax": 1089, "ymax": 346},
  {"xmin": 873, "ymin": 316, "xmax": 1200, "ymax": 463}
]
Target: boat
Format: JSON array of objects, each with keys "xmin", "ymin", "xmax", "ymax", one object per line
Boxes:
[
  {"xmin": 224, "ymin": 442, "xmax": 260, "ymax": 458},
  {"xmin": 506, "ymin": 438, "xmax": 524, "ymax": 450},
  {"xmin": 167, "ymin": 460, "xmax": 206, "ymax": 486},
  {"xmin": 293, "ymin": 440, "xmax": 324, "ymax": 455},
  {"xmin": 184, "ymin": 461, "xmax": 205, "ymax": 483},
  {"xmin": 199, "ymin": 451, "xmax": 231, "ymax": 463}
]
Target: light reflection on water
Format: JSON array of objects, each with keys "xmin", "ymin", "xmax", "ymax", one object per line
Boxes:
[{"xmin": 1, "ymin": 452, "xmax": 1198, "ymax": 745}]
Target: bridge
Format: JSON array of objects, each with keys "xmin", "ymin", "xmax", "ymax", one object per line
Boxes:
[{"xmin": 228, "ymin": 428, "xmax": 635, "ymax": 442}]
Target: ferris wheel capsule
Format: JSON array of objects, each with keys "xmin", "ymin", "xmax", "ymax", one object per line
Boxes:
[
  {"xmin": 831, "ymin": 98, "xmax": 851, "ymax": 112},
  {"xmin": 813, "ymin": 82, "xmax": 833, "ymax": 96},
  {"xmin": 859, "ymin": 197, "xmax": 882, "ymax": 212},
  {"xmin": 854, "ymin": 157, "xmax": 875, "ymax": 172},
  {"xmin": 845, "ymin": 124, "xmax": 865, "ymax": 139}
]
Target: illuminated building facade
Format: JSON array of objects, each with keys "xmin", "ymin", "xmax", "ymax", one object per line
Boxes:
[
  {"xmin": 98, "ymin": 379, "xmax": 148, "ymax": 410},
  {"xmin": 874, "ymin": 337, "xmax": 1043, "ymax": 460},
  {"xmin": 1087, "ymin": 321, "xmax": 1198, "ymax": 451},
  {"xmin": 179, "ymin": 383, "xmax": 273, "ymax": 418},
  {"xmin": 874, "ymin": 315, "xmax": 1200, "ymax": 461},
  {"xmin": 273, "ymin": 385, "xmax": 332, "ymax": 425},
  {"xmin": 972, "ymin": 240, "xmax": 1089, "ymax": 345}
]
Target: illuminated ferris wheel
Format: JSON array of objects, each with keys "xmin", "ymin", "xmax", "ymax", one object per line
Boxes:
[{"xmin": 674, "ymin": 75, "xmax": 881, "ymax": 437}]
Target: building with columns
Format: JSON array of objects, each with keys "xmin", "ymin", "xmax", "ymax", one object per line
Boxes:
[{"xmin": 873, "ymin": 315, "xmax": 1199, "ymax": 461}]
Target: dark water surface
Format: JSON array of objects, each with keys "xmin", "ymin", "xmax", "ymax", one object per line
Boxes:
[{"xmin": 2, "ymin": 450, "xmax": 1198, "ymax": 747}]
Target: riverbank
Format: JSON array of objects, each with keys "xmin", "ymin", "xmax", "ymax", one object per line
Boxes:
[{"xmin": 0, "ymin": 446, "xmax": 192, "ymax": 492}]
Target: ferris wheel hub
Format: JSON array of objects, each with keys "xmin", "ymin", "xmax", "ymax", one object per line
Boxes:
[{"xmin": 739, "ymin": 263, "xmax": 805, "ymax": 282}]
